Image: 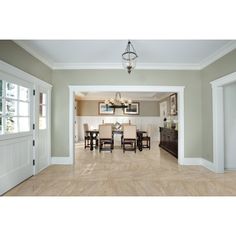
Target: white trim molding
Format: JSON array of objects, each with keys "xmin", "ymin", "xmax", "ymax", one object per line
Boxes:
[
  {"xmin": 69, "ymin": 85, "xmax": 185, "ymax": 166},
  {"xmin": 182, "ymin": 157, "xmax": 201, "ymax": 165},
  {"xmin": 51, "ymin": 157, "xmax": 72, "ymax": 165},
  {"xmin": 182, "ymin": 157, "xmax": 216, "ymax": 172},
  {"xmin": 53, "ymin": 62, "xmax": 201, "ymax": 70},
  {"xmin": 199, "ymin": 41, "xmax": 236, "ymax": 69},
  {"xmin": 14, "ymin": 40, "xmax": 236, "ymax": 70},
  {"xmin": 0, "ymin": 60, "xmax": 52, "ymax": 88},
  {"xmin": 201, "ymin": 159, "xmax": 216, "ymax": 172},
  {"xmin": 14, "ymin": 40, "xmax": 54, "ymax": 68},
  {"xmin": 211, "ymin": 71, "xmax": 236, "ymax": 173}
]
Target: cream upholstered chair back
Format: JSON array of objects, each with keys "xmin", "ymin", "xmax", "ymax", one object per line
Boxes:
[
  {"xmin": 123, "ymin": 125, "xmax": 137, "ymax": 139},
  {"xmin": 99, "ymin": 124, "xmax": 112, "ymax": 139},
  {"xmin": 83, "ymin": 123, "xmax": 89, "ymax": 136}
]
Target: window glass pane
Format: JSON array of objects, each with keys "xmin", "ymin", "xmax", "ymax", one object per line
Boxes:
[
  {"xmin": 19, "ymin": 86, "xmax": 29, "ymax": 101},
  {"xmin": 5, "ymin": 117, "xmax": 18, "ymax": 133},
  {"xmin": 0, "ymin": 99, "xmax": 2, "ymax": 116},
  {"xmin": 6, "ymin": 100, "xmax": 17, "ymax": 116},
  {"xmin": 39, "ymin": 92, "xmax": 46, "ymax": 105},
  {"xmin": 39, "ymin": 105, "xmax": 46, "ymax": 117},
  {"xmin": 0, "ymin": 117, "xmax": 2, "ymax": 134},
  {"xmin": 6, "ymin": 82, "xmax": 18, "ymax": 99},
  {"xmin": 0, "ymin": 80, "xmax": 2, "ymax": 97},
  {"xmin": 39, "ymin": 117, "xmax": 46, "ymax": 130},
  {"xmin": 19, "ymin": 117, "xmax": 30, "ymax": 132},
  {"xmin": 19, "ymin": 102, "xmax": 29, "ymax": 116}
]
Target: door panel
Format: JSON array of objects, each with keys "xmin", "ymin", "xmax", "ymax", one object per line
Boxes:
[
  {"xmin": 35, "ymin": 87, "xmax": 51, "ymax": 173},
  {"xmin": 0, "ymin": 135, "xmax": 33, "ymax": 195}
]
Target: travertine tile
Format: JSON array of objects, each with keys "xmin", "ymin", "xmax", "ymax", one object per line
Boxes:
[{"xmin": 4, "ymin": 142, "xmax": 236, "ymax": 196}]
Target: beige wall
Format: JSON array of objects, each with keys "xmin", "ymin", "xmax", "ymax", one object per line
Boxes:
[
  {"xmin": 51, "ymin": 69, "xmax": 202, "ymax": 157},
  {"xmin": 0, "ymin": 40, "xmax": 52, "ymax": 84},
  {"xmin": 201, "ymin": 49, "xmax": 236, "ymax": 162},
  {"xmin": 77, "ymin": 100, "xmax": 159, "ymax": 116},
  {"xmin": 157, "ymin": 94, "xmax": 177, "ymax": 117}
]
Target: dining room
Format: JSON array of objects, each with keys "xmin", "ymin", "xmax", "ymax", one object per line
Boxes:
[{"xmin": 74, "ymin": 90, "xmax": 179, "ymax": 159}]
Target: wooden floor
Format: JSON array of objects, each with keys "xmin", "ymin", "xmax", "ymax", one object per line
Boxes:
[{"xmin": 4, "ymin": 142, "xmax": 236, "ymax": 196}]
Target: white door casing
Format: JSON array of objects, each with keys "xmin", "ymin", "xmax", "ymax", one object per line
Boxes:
[
  {"xmin": 223, "ymin": 82, "xmax": 236, "ymax": 169},
  {"xmin": 74, "ymin": 99, "xmax": 79, "ymax": 142},
  {"xmin": 211, "ymin": 71, "xmax": 236, "ymax": 173},
  {"xmin": 69, "ymin": 85, "xmax": 185, "ymax": 165}
]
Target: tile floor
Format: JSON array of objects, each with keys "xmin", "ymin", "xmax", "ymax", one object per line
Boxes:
[{"xmin": 4, "ymin": 142, "xmax": 236, "ymax": 196}]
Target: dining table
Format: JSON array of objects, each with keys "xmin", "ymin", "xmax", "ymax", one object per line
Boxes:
[{"xmin": 86, "ymin": 129, "xmax": 147, "ymax": 151}]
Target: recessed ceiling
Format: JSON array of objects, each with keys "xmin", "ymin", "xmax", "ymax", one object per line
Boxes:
[
  {"xmin": 15, "ymin": 40, "xmax": 236, "ymax": 70},
  {"xmin": 76, "ymin": 91, "xmax": 172, "ymax": 101}
]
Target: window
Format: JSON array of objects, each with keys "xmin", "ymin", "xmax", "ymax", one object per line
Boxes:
[
  {"xmin": 0, "ymin": 79, "xmax": 31, "ymax": 135},
  {"xmin": 39, "ymin": 92, "xmax": 47, "ymax": 130}
]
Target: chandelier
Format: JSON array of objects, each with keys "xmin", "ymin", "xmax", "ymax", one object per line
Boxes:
[
  {"xmin": 122, "ymin": 40, "xmax": 138, "ymax": 74},
  {"xmin": 105, "ymin": 92, "xmax": 132, "ymax": 111}
]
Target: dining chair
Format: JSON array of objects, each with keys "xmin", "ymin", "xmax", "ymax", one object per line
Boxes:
[
  {"xmin": 123, "ymin": 125, "xmax": 137, "ymax": 153},
  {"xmin": 103, "ymin": 123, "xmax": 114, "ymax": 147},
  {"xmin": 83, "ymin": 123, "xmax": 90, "ymax": 149},
  {"xmin": 120, "ymin": 123, "xmax": 130, "ymax": 147},
  {"xmin": 140, "ymin": 125, "xmax": 151, "ymax": 149},
  {"xmin": 99, "ymin": 124, "xmax": 113, "ymax": 152}
]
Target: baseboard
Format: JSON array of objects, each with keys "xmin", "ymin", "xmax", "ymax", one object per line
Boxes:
[
  {"xmin": 200, "ymin": 158, "xmax": 215, "ymax": 172},
  {"xmin": 182, "ymin": 157, "xmax": 215, "ymax": 172},
  {"xmin": 51, "ymin": 156, "xmax": 73, "ymax": 165},
  {"xmin": 182, "ymin": 157, "xmax": 201, "ymax": 165}
]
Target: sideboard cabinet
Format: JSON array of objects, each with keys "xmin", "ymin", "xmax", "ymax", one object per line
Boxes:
[{"xmin": 159, "ymin": 127, "xmax": 178, "ymax": 158}]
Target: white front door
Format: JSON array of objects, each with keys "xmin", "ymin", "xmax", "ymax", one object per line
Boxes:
[
  {"xmin": 0, "ymin": 75, "xmax": 33, "ymax": 195},
  {"xmin": 34, "ymin": 85, "xmax": 51, "ymax": 174}
]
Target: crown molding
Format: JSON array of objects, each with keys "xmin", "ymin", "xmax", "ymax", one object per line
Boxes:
[
  {"xmin": 199, "ymin": 40, "xmax": 236, "ymax": 69},
  {"xmin": 52, "ymin": 62, "xmax": 201, "ymax": 70},
  {"xmin": 14, "ymin": 40, "xmax": 236, "ymax": 71},
  {"xmin": 13, "ymin": 40, "xmax": 54, "ymax": 68}
]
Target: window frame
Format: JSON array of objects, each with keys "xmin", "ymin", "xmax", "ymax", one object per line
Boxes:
[
  {"xmin": 39, "ymin": 92, "xmax": 47, "ymax": 130},
  {"xmin": 0, "ymin": 77, "xmax": 32, "ymax": 139}
]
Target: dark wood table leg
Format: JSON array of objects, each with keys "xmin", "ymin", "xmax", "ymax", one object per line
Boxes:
[
  {"xmin": 95, "ymin": 134, "xmax": 98, "ymax": 149},
  {"xmin": 139, "ymin": 140, "xmax": 143, "ymax": 151},
  {"xmin": 90, "ymin": 135, "xmax": 93, "ymax": 151},
  {"xmin": 138, "ymin": 133, "xmax": 143, "ymax": 151}
]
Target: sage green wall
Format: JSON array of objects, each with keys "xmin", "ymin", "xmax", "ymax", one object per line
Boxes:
[
  {"xmin": 2, "ymin": 40, "xmax": 235, "ymax": 162},
  {"xmin": 0, "ymin": 40, "xmax": 52, "ymax": 84},
  {"xmin": 51, "ymin": 69, "xmax": 202, "ymax": 157},
  {"xmin": 201, "ymin": 49, "xmax": 236, "ymax": 162},
  {"xmin": 77, "ymin": 100, "xmax": 159, "ymax": 116}
]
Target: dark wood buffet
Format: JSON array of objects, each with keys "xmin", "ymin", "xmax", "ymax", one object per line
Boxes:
[{"xmin": 159, "ymin": 127, "xmax": 178, "ymax": 158}]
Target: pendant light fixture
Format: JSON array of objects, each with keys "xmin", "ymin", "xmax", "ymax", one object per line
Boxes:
[
  {"xmin": 105, "ymin": 92, "xmax": 132, "ymax": 112},
  {"xmin": 122, "ymin": 40, "xmax": 138, "ymax": 74}
]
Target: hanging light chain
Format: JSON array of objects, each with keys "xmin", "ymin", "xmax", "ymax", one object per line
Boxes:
[{"xmin": 122, "ymin": 40, "xmax": 138, "ymax": 74}]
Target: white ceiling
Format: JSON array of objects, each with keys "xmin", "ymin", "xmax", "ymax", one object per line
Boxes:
[
  {"xmin": 15, "ymin": 40, "xmax": 236, "ymax": 70},
  {"xmin": 76, "ymin": 92, "xmax": 172, "ymax": 101}
]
